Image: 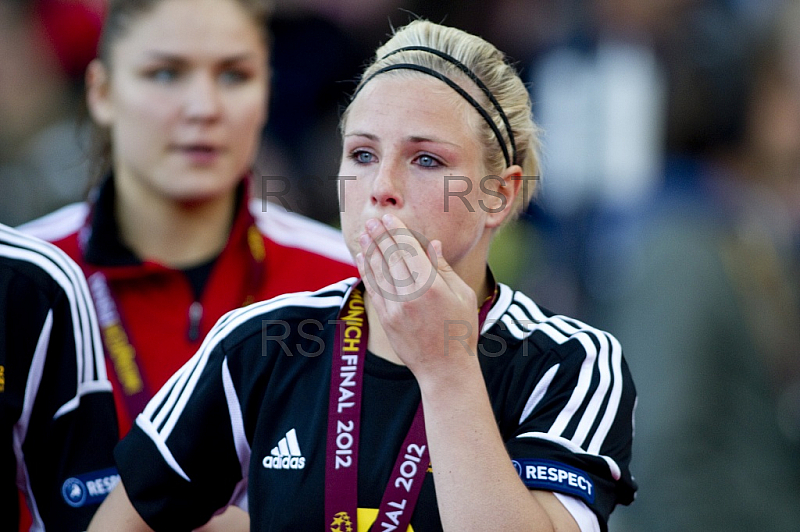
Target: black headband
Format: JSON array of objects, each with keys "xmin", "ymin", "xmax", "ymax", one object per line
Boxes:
[{"xmin": 352, "ymin": 46, "xmax": 517, "ymax": 167}]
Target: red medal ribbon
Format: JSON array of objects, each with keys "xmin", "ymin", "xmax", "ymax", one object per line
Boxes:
[
  {"xmin": 325, "ymin": 281, "xmax": 496, "ymax": 531},
  {"xmin": 84, "ymin": 270, "xmax": 153, "ymax": 422},
  {"xmin": 326, "ymin": 283, "xmax": 368, "ymax": 530}
]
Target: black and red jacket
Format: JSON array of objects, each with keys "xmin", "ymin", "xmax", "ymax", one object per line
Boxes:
[{"xmin": 21, "ymin": 176, "xmax": 356, "ymax": 434}]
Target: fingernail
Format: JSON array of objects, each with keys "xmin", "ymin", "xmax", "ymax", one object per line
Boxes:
[
  {"xmin": 366, "ymin": 218, "xmax": 378, "ymax": 232},
  {"xmin": 358, "ymin": 233, "xmax": 370, "ymax": 247},
  {"xmin": 382, "ymin": 214, "xmax": 394, "ymax": 227}
]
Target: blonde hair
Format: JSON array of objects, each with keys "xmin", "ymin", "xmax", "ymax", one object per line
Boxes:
[{"xmin": 343, "ymin": 19, "xmax": 542, "ymax": 214}]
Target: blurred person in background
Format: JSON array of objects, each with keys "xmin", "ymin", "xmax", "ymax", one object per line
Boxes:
[
  {"xmin": 20, "ymin": 0, "xmax": 356, "ymax": 528},
  {"xmin": 522, "ymin": 0, "xmax": 704, "ymax": 317},
  {"xmin": 583, "ymin": 2, "xmax": 800, "ymax": 530},
  {"xmin": 0, "ymin": 0, "xmax": 103, "ymax": 227}
]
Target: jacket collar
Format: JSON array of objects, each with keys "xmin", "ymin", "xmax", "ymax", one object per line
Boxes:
[
  {"xmin": 83, "ymin": 175, "xmax": 140, "ymax": 267},
  {"xmin": 81, "ymin": 174, "xmax": 253, "ymax": 276}
]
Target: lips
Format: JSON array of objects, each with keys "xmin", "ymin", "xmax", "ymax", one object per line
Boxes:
[{"xmin": 174, "ymin": 144, "xmax": 222, "ymax": 165}]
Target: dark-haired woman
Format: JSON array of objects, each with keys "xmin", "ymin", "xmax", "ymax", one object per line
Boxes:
[
  {"xmin": 21, "ymin": 0, "xmax": 355, "ymax": 435},
  {"xmin": 20, "ymin": 0, "xmax": 355, "ymax": 528}
]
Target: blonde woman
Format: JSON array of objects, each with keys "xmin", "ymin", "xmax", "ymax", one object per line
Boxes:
[{"xmin": 91, "ymin": 20, "xmax": 636, "ymax": 531}]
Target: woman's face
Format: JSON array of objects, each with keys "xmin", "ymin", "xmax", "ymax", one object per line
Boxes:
[
  {"xmin": 88, "ymin": 0, "xmax": 268, "ymax": 202},
  {"xmin": 339, "ymin": 75, "xmax": 513, "ymax": 278}
]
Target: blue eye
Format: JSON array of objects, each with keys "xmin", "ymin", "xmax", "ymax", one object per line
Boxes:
[
  {"xmin": 352, "ymin": 150, "xmax": 375, "ymax": 164},
  {"xmin": 416, "ymin": 154, "xmax": 440, "ymax": 168},
  {"xmin": 149, "ymin": 67, "xmax": 179, "ymax": 83},
  {"xmin": 220, "ymin": 69, "xmax": 249, "ymax": 85}
]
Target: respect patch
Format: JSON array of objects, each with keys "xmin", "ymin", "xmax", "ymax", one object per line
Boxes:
[
  {"xmin": 512, "ymin": 459, "xmax": 595, "ymax": 504},
  {"xmin": 61, "ymin": 467, "xmax": 120, "ymax": 508}
]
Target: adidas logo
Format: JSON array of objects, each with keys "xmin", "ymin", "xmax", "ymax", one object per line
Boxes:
[{"xmin": 262, "ymin": 428, "xmax": 306, "ymax": 470}]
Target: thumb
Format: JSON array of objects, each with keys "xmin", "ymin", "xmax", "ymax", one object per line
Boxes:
[{"xmin": 428, "ymin": 240, "xmax": 476, "ymax": 307}]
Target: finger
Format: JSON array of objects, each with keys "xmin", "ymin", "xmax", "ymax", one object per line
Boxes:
[
  {"xmin": 369, "ymin": 216, "xmax": 416, "ymax": 289},
  {"xmin": 361, "ymin": 223, "xmax": 414, "ymax": 303},
  {"xmin": 423, "ymin": 239, "xmax": 454, "ymax": 287},
  {"xmin": 365, "ymin": 216, "xmax": 419, "ymax": 295},
  {"xmin": 378, "ymin": 215, "xmax": 438, "ymax": 295},
  {"xmin": 358, "ymin": 229, "xmax": 391, "ymax": 294},
  {"xmin": 381, "ymin": 214, "xmax": 434, "ymax": 262},
  {"xmin": 426, "ymin": 239, "xmax": 476, "ymax": 310},
  {"xmin": 356, "ymin": 251, "xmax": 388, "ymax": 317},
  {"xmin": 426, "ymin": 238, "xmax": 441, "ymax": 264}
]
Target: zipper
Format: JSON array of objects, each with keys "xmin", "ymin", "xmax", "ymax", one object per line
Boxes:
[{"xmin": 187, "ymin": 301, "xmax": 203, "ymax": 342}]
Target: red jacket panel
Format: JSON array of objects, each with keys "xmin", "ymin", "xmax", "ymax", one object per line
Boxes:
[{"xmin": 21, "ymin": 183, "xmax": 356, "ymax": 434}]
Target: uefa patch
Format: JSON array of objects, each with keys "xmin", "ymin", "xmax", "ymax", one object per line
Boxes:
[
  {"xmin": 61, "ymin": 467, "xmax": 120, "ymax": 508},
  {"xmin": 512, "ymin": 459, "xmax": 595, "ymax": 504}
]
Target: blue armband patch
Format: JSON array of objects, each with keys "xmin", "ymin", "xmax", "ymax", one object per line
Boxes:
[
  {"xmin": 512, "ymin": 459, "xmax": 595, "ymax": 504},
  {"xmin": 61, "ymin": 467, "xmax": 120, "ymax": 508}
]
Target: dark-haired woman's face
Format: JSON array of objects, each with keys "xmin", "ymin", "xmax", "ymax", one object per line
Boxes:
[{"xmin": 88, "ymin": 0, "xmax": 268, "ymax": 202}]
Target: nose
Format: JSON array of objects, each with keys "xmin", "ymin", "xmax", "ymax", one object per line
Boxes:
[
  {"xmin": 184, "ymin": 72, "xmax": 222, "ymax": 121},
  {"xmin": 371, "ymin": 159, "xmax": 404, "ymax": 208}
]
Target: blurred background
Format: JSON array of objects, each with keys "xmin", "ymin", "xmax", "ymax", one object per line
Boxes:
[{"xmin": 2, "ymin": 0, "xmax": 799, "ymax": 529}]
